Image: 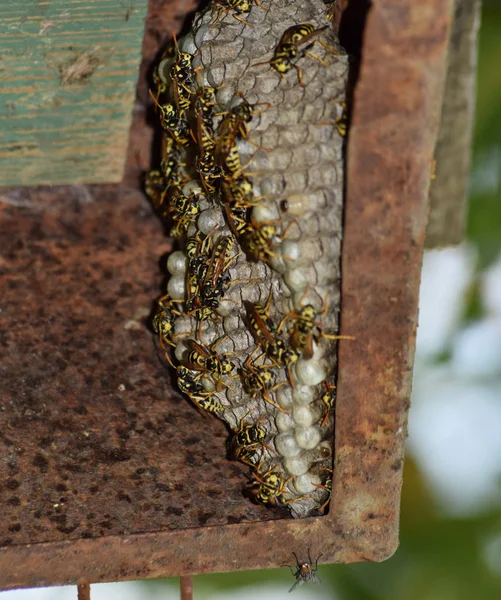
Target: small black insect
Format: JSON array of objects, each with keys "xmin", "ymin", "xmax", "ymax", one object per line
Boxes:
[{"xmin": 288, "ymin": 549, "xmax": 323, "ymax": 593}]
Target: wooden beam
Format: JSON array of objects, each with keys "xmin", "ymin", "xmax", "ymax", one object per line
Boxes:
[{"xmin": 0, "ymin": 0, "xmax": 148, "ymax": 186}]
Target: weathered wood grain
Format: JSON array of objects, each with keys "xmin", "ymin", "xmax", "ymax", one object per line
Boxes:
[{"xmin": 0, "ymin": 0, "xmax": 149, "ymax": 186}]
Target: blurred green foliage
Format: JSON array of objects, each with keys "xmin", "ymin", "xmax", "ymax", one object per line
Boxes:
[{"xmin": 467, "ymin": 3, "xmax": 501, "ymax": 269}]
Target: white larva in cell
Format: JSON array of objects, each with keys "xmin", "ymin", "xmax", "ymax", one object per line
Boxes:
[
  {"xmin": 276, "ymin": 385, "xmax": 293, "ymax": 410},
  {"xmin": 180, "ymin": 33, "xmax": 197, "ymax": 54},
  {"xmin": 295, "ymin": 426, "xmax": 321, "ymax": 450},
  {"xmin": 280, "ymin": 240, "xmax": 301, "ymax": 265},
  {"xmin": 201, "ymin": 377, "xmax": 216, "ymax": 392},
  {"xmin": 284, "ymin": 455, "xmax": 310, "ymax": 477},
  {"xmin": 167, "ymin": 275, "xmax": 186, "ymax": 300},
  {"xmin": 174, "ymin": 339, "xmax": 189, "ymax": 362},
  {"xmin": 268, "ymin": 255, "xmax": 287, "ymax": 274},
  {"xmin": 252, "ymin": 204, "xmax": 277, "ymax": 225},
  {"xmin": 156, "ymin": 58, "xmax": 174, "ymax": 87},
  {"xmin": 275, "ymin": 410, "xmax": 295, "ymax": 433},
  {"xmin": 290, "ymin": 473, "xmax": 322, "ymax": 495},
  {"xmin": 292, "ymin": 384, "xmax": 315, "ymax": 406},
  {"xmin": 292, "ymin": 405, "xmax": 316, "ymax": 428},
  {"xmin": 274, "ymin": 433, "xmax": 301, "ymax": 458},
  {"xmin": 198, "ymin": 208, "xmax": 224, "ymax": 234},
  {"xmin": 283, "ymin": 268, "xmax": 309, "ymax": 293},
  {"xmin": 166, "ymin": 251, "xmax": 187, "ymax": 276},
  {"xmin": 182, "ymin": 180, "xmax": 204, "ymax": 197},
  {"xmin": 295, "ymin": 359, "xmax": 327, "ymax": 386}
]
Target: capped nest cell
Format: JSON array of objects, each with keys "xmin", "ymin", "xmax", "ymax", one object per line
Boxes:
[{"xmin": 145, "ymin": 0, "xmax": 349, "ymax": 517}]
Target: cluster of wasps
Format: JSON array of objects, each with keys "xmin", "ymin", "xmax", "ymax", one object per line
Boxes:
[{"xmin": 146, "ymin": 4, "xmax": 343, "ymax": 512}]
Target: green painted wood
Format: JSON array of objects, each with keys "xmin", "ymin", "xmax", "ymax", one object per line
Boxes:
[{"xmin": 0, "ymin": 0, "xmax": 149, "ymax": 186}]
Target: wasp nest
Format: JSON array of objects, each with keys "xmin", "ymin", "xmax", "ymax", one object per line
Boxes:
[{"xmin": 145, "ymin": 0, "xmax": 348, "ymax": 518}]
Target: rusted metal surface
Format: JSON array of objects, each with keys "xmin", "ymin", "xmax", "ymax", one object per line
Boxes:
[
  {"xmin": 77, "ymin": 583, "xmax": 91, "ymax": 600},
  {"xmin": 180, "ymin": 576, "xmax": 193, "ymax": 600},
  {"xmin": 0, "ymin": 185, "xmax": 284, "ymax": 548},
  {"xmin": 0, "ymin": 0, "xmax": 453, "ymax": 590}
]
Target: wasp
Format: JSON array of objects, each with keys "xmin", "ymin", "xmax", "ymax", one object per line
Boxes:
[
  {"xmin": 185, "ymin": 233, "xmax": 213, "ymax": 309},
  {"xmin": 221, "ymin": 175, "xmax": 256, "ymax": 210},
  {"xmin": 320, "ymin": 381, "xmax": 336, "ymax": 427},
  {"xmin": 201, "ymin": 236, "xmax": 236, "ymax": 308},
  {"xmin": 162, "ymin": 189, "xmax": 200, "ymax": 238},
  {"xmin": 152, "ymin": 302, "xmax": 177, "ymax": 349},
  {"xmin": 176, "ymin": 366, "xmax": 224, "ymax": 416},
  {"xmin": 210, "ymin": 0, "xmax": 268, "ymax": 28},
  {"xmin": 144, "ymin": 169, "xmax": 165, "ymax": 206},
  {"xmin": 316, "ymin": 100, "xmax": 348, "ymax": 137},
  {"xmin": 153, "ymin": 296, "xmax": 182, "ymax": 365},
  {"xmin": 250, "ymin": 466, "xmax": 294, "ymax": 506},
  {"xmin": 243, "ymin": 293, "xmax": 299, "ymax": 383},
  {"xmin": 228, "ymin": 411, "xmax": 269, "ymax": 466},
  {"xmin": 278, "ymin": 294, "xmax": 354, "ymax": 359},
  {"xmin": 238, "ymin": 352, "xmax": 286, "ymax": 412},
  {"xmin": 169, "ymin": 34, "xmax": 196, "ymax": 118},
  {"xmin": 253, "ymin": 24, "xmax": 338, "ymax": 87},
  {"xmin": 334, "ymin": 102, "xmax": 347, "ymax": 137},
  {"xmin": 194, "ymin": 86, "xmax": 217, "ymax": 126},
  {"xmin": 215, "ymin": 95, "xmax": 271, "ymax": 167},
  {"xmin": 177, "ymin": 365, "xmax": 204, "ymax": 395},
  {"xmin": 288, "ymin": 549, "xmax": 323, "ymax": 593},
  {"xmin": 182, "ymin": 338, "xmax": 235, "ymax": 389},
  {"xmin": 313, "ymin": 467, "xmax": 332, "ymax": 512},
  {"xmin": 149, "ymin": 89, "xmax": 190, "ymax": 147},
  {"xmin": 159, "ymin": 136, "xmax": 184, "ymax": 191},
  {"xmin": 151, "ymin": 43, "xmax": 177, "ymax": 100},
  {"xmin": 240, "ymin": 221, "xmax": 279, "ymax": 263},
  {"xmin": 186, "ymin": 230, "xmax": 212, "ymax": 260},
  {"xmin": 323, "ymin": 0, "xmax": 336, "ymax": 21}
]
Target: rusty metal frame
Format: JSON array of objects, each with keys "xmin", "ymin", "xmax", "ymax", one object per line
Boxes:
[{"xmin": 0, "ymin": 0, "xmax": 452, "ymax": 589}]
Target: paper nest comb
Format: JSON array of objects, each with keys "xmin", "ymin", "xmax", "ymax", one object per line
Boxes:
[{"xmin": 145, "ymin": 0, "xmax": 349, "ymax": 518}]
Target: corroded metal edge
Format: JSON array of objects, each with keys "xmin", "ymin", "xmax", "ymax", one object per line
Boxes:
[{"xmin": 0, "ymin": 0, "xmax": 453, "ymax": 588}]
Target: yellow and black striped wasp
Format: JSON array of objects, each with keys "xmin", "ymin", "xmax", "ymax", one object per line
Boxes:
[
  {"xmin": 250, "ymin": 465, "xmax": 295, "ymax": 506},
  {"xmin": 176, "ymin": 366, "xmax": 224, "ymax": 416},
  {"xmin": 163, "ymin": 189, "xmax": 201, "ymax": 238},
  {"xmin": 152, "ymin": 294, "xmax": 183, "ymax": 366},
  {"xmin": 182, "ymin": 338, "xmax": 236, "ymax": 388},
  {"xmin": 159, "ymin": 135, "xmax": 184, "ymax": 192},
  {"xmin": 238, "ymin": 350, "xmax": 286, "ymax": 412},
  {"xmin": 149, "ymin": 89, "xmax": 190, "ymax": 147},
  {"xmin": 169, "ymin": 34, "xmax": 196, "ymax": 118},
  {"xmin": 253, "ymin": 23, "xmax": 338, "ymax": 87},
  {"xmin": 228, "ymin": 411, "xmax": 269, "ymax": 466},
  {"xmin": 191, "ymin": 88, "xmax": 222, "ymax": 194},
  {"xmin": 210, "ymin": 0, "xmax": 268, "ymax": 28},
  {"xmin": 313, "ymin": 466, "xmax": 332, "ymax": 512},
  {"xmin": 215, "ymin": 94, "xmax": 270, "ymax": 168},
  {"xmin": 200, "ymin": 235, "xmax": 237, "ymax": 308},
  {"xmin": 144, "ymin": 169, "xmax": 166, "ymax": 207},
  {"xmin": 277, "ymin": 294, "xmax": 354, "ymax": 359},
  {"xmin": 320, "ymin": 381, "xmax": 336, "ymax": 427},
  {"xmin": 243, "ymin": 292, "xmax": 299, "ymax": 383}
]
